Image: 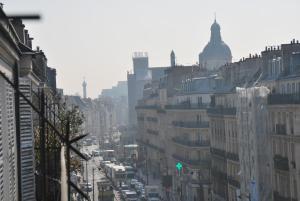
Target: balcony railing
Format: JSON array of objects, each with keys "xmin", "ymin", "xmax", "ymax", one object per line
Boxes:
[
  {"xmin": 172, "ymin": 121, "xmax": 209, "ymax": 128},
  {"xmin": 190, "ymin": 179, "xmax": 210, "ymax": 185},
  {"xmin": 146, "ymin": 129, "xmax": 159, "ymax": 136},
  {"xmin": 268, "ymin": 93, "xmax": 300, "ymax": 105},
  {"xmin": 136, "ymin": 139, "xmax": 165, "ymax": 153},
  {"xmin": 172, "ymin": 137, "xmax": 210, "ymax": 148},
  {"xmin": 207, "ymin": 107, "xmax": 236, "ymax": 116},
  {"xmin": 274, "ymin": 155, "xmax": 289, "ymax": 171},
  {"xmin": 137, "ymin": 116, "xmax": 144, "ymax": 121},
  {"xmin": 136, "ymin": 105, "xmax": 160, "ymax": 110},
  {"xmin": 172, "ymin": 154, "xmax": 210, "ymax": 168},
  {"xmin": 226, "ymin": 152, "xmax": 239, "ymax": 162},
  {"xmin": 146, "ymin": 117, "xmax": 158, "ymax": 123},
  {"xmin": 211, "ymin": 167, "xmax": 227, "ymax": 181},
  {"xmin": 165, "ymin": 103, "xmax": 208, "ymax": 110},
  {"xmin": 227, "ymin": 176, "xmax": 240, "ymax": 188},
  {"xmin": 273, "ymin": 191, "xmax": 297, "ymax": 201},
  {"xmin": 275, "ymin": 124, "xmax": 287, "ymax": 135},
  {"xmin": 211, "ymin": 148, "xmax": 226, "ymax": 158}
]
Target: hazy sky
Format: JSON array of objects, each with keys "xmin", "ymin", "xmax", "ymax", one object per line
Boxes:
[{"xmin": 2, "ymin": 0, "xmax": 300, "ymax": 98}]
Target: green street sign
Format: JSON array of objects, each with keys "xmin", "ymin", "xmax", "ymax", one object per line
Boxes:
[{"xmin": 176, "ymin": 162, "xmax": 182, "ymax": 171}]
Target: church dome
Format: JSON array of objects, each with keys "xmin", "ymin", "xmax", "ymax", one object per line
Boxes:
[{"xmin": 199, "ymin": 19, "xmax": 232, "ymax": 70}]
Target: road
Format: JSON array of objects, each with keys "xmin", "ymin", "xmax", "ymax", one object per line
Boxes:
[{"xmin": 81, "ymin": 144, "xmax": 121, "ymax": 201}]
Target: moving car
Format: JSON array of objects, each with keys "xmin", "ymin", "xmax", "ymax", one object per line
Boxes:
[
  {"xmin": 145, "ymin": 186, "xmax": 160, "ymax": 201},
  {"xmin": 124, "ymin": 191, "xmax": 138, "ymax": 201}
]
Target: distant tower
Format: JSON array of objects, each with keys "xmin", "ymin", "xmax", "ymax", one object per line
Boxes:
[
  {"xmin": 170, "ymin": 50, "xmax": 176, "ymax": 67},
  {"xmin": 82, "ymin": 79, "xmax": 87, "ymax": 99}
]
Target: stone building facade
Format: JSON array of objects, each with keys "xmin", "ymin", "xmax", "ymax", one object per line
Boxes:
[{"xmin": 136, "ymin": 38, "xmax": 300, "ymax": 201}]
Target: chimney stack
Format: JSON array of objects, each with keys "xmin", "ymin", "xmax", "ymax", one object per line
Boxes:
[{"xmin": 11, "ymin": 19, "xmax": 25, "ymax": 43}]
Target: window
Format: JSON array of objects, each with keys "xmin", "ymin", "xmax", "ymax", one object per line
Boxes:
[
  {"xmin": 287, "ymin": 83, "xmax": 291, "ymax": 94},
  {"xmin": 291, "ymin": 143, "xmax": 295, "ymax": 161},
  {"xmin": 289, "ymin": 112, "xmax": 294, "ymax": 134},
  {"xmin": 197, "ymin": 96, "xmax": 202, "ymax": 105},
  {"xmin": 292, "ymin": 83, "xmax": 295, "ymax": 93},
  {"xmin": 281, "ymin": 84, "xmax": 285, "ymax": 94}
]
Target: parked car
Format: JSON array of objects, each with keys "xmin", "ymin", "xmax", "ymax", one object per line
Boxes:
[
  {"xmin": 80, "ymin": 182, "xmax": 92, "ymax": 192},
  {"xmin": 82, "ymin": 152, "xmax": 91, "ymax": 160},
  {"xmin": 121, "ymin": 189, "xmax": 130, "ymax": 199},
  {"xmin": 92, "ymin": 149, "xmax": 100, "ymax": 156}
]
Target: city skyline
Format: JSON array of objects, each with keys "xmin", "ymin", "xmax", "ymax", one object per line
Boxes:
[{"xmin": 2, "ymin": 0, "xmax": 300, "ymax": 98}]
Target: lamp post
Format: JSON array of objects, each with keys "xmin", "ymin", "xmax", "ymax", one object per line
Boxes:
[
  {"xmin": 86, "ymin": 161, "xmax": 89, "ymax": 194},
  {"xmin": 92, "ymin": 168, "xmax": 95, "ymax": 201}
]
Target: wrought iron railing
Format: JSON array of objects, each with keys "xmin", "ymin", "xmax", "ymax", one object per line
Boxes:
[
  {"xmin": 226, "ymin": 152, "xmax": 239, "ymax": 162},
  {"xmin": 211, "ymin": 148, "xmax": 226, "ymax": 158},
  {"xmin": 147, "ymin": 129, "xmax": 159, "ymax": 136},
  {"xmin": 172, "ymin": 154, "xmax": 210, "ymax": 167},
  {"xmin": 172, "ymin": 121, "xmax": 209, "ymax": 128},
  {"xmin": 227, "ymin": 176, "xmax": 240, "ymax": 188},
  {"xmin": 274, "ymin": 155, "xmax": 289, "ymax": 171},
  {"xmin": 172, "ymin": 137, "xmax": 210, "ymax": 147},
  {"xmin": 165, "ymin": 103, "xmax": 209, "ymax": 110},
  {"xmin": 268, "ymin": 93, "xmax": 300, "ymax": 105},
  {"xmin": 207, "ymin": 107, "xmax": 236, "ymax": 116}
]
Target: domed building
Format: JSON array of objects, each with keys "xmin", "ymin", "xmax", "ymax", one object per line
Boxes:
[{"xmin": 199, "ymin": 19, "xmax": 232, "ymax": 70}]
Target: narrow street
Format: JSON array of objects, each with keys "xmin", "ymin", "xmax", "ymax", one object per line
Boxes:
[{"xmin": 81, "ymin": 144, "xmax": 122, "ymax": 201}]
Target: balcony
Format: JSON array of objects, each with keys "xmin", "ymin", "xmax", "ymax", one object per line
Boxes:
[
  {"xmin": 268, "ymin": 93, "xmax": 300, "ymax": 105},
  {"xmin": 172, "ymin": 154, "xmax": 210, "ymax": 168},
  {"xmin": 275, "ymin": 124, "xmax": 287, "ymax": 135},
  {"xmin": 165, "ymin": 103, "xmax": 208, "ymax": 110},
  {"xmin": 274, "ymin": 155, "xmax": 289, "ymax": 171},
  {"xmin": 172, "ymin": 121, "xmax": 209, "ymax": 128},
  {"xmin": 146, "ymin": 129, "xmax": 159, "ymax": 136},
  {"xmin": 273, "ymin": 191, "xmax": 297, "ymax": 201},
  {"xmin": 211, "ymin": 167, "xmax": 227, "ymax": 181},
  {"xmin": 146, "ymin": 117, "xmax": 158, "ymax": 123},
  {"xmin": 172, "ymin": 137, "xmax": 210, "ymax": 148},
  {"xmin": 226, "ymin": 152, "xmax": 239, "ymax": 162},
  {"xmin": 211, "ymin": 148, "xmax": 226, "ymax": 158},
  {"xmin": 136, "ymin": 139, "xmax": 165, "ymax": 153},
  {"xmin": 190, "ymin": 179, "xmax": 210, "ymax": 186},
  {"xmin": 227, "ymin": 176, "xmax": 240, "ymax": 188},
  {"xmin": 207, "ymin": 107, "xmax": 236, "ymax": 116},
  {"xmin": 136, "ymin": 105, "xmax": 160, "ymax": 110},
  {"xmin": 137, "ymin": 116, "xmax": 144, "ymax": 121}
]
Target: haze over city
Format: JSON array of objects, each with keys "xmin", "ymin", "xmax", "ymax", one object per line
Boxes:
[
  {"xmin": 2, "ymin": 0, "xmax": 300, "ymax": 98},
  {"xmin": 2, "ymin": 0, "xmax": 300, "ymax": 201}
]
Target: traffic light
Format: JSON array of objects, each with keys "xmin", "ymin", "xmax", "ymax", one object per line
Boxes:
[{"xmin": 176, "ymin": 162, "xmax": 183, "ymax": 176}]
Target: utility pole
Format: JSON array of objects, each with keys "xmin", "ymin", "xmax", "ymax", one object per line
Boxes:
[
  {"xmin": 145, "ymin": 147, "xmax": 149, "ymax": 185},
  {"xmin": 86, "ymin": 161, "xmax": 89, "ymax": 194},
  {"xmin": 92, "ymin": 168, "xmax": 95, "ymax": 201}
]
